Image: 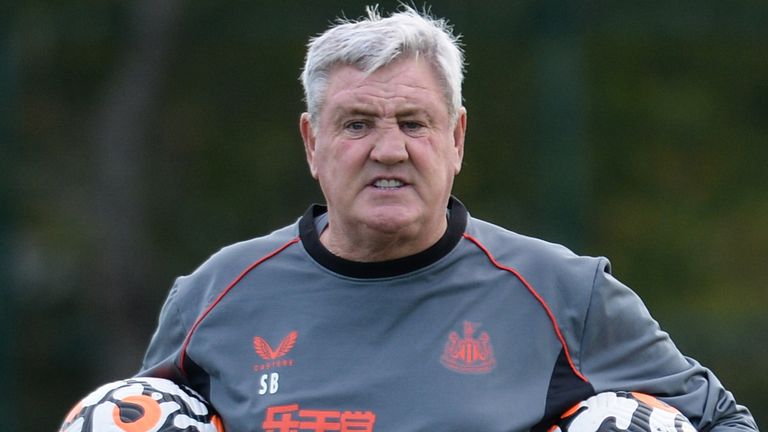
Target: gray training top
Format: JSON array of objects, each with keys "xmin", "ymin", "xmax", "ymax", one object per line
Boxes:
[{"xmin": 140, "ymin": 197, "xmax": 757, "ymax": 431}]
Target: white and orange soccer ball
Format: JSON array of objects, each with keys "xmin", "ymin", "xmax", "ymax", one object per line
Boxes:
[
  {"xmin": 550, "ymin": 391, "xmax": 697, "ymax": 432},
  {"xmin": 59, "ymin": 377, "xmax": 224, "ymax": 432}
]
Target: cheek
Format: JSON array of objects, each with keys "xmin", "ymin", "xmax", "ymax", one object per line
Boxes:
[
  {"xmin": 417, "ymin": 141, "xmax": 461, "ymax": 175},
  {"xmin": 314, "ymin": 142, "xmax": 362, "ymax": 183},
  {"xmin": 311, "ymin": 141, "xmax": 339, "ymax": 174},
  {"xmin": 328, "ymin": 141, "xmax": 370, "ymax": 167}
]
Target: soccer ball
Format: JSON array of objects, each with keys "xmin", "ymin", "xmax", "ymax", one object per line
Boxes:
[
  {"xmin": 550, "ymin": 391, "xmax": 697, "ymax": 432},
  {"xmin": 59, "ymin": 377, "xmax": 224, "ymax": 432}
]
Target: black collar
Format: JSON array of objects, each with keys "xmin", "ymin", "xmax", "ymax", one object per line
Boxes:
[{"xmin": 299, "ymin": 196, "xmax": 468, "ymax": 278}]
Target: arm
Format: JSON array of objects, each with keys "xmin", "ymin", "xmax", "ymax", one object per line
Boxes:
[
  {"xmin": 578, "ymin": 262, "xmax": 758, "ymax": 431},
  {"xmin": 136, "ymin": 282, "xmax": 188, "ymax": 380}
]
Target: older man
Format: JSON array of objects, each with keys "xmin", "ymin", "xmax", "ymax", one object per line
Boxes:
[{"xmin": 140, "ymin": 6, "xmax": 758, "ymax": 431}]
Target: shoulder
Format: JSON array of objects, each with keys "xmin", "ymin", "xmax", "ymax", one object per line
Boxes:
[
  {"xmin": 197, "ymin": 222, "xmax": 300, "ymax": 277},
  {"xmin": 171, "ymin": 221, "xmax": 302, "ymax": 318},
  {"xmin": 464, "ymin": 216, "xmax": 608, "ymax": 282},
  {"xmin": 463, "ymin": 216, "xmax": 610, "ymax": 341}
]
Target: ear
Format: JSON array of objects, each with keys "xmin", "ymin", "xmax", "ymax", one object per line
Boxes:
[
  {"xmin": 451, "ymin": 107, "xmax": 467, "ymax": 175},
  {"xmin": 300, "ymin": 112, "xmax": 319, "ymax": 179}
]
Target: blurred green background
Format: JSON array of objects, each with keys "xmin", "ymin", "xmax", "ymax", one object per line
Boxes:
[{"xmin": 2, "ymin": 0, "xmax": 766, "ymax": 430}]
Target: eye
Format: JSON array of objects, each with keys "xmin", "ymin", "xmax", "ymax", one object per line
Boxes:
[
  {"xmin": 344, "ymin": 120, "xmax": 370, "ymax": 135},
  {"xmin": 400, "ymin": 120, "xmax": 426, "ymax": 135}
]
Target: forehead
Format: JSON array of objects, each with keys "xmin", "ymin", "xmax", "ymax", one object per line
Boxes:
[{"xmin": 322, "ymin": 58, "xmax": 449, "ymax": 118}]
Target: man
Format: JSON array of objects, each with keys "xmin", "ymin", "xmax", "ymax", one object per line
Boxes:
[{"xmin": 140, "ymin": 6, "xmax": 758, "ymax": 431}]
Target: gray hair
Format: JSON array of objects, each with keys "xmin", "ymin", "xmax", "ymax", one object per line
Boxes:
[{"xmin": 300, "ymin": 5, "xmax": 465, "ymax": 126}]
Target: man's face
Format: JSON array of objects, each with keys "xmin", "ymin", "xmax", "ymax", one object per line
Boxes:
[{"xmin": 301, "ymin": 57, "xmax": 466, "ymax": 249}]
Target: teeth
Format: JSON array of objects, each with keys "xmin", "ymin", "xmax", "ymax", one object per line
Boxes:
[{"xmin": 374, "ymin": 179, "xmax": 404, "ymax": 189}]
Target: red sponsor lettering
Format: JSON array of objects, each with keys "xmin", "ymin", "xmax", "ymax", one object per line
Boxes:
[
  {"xmin": 262, "ymin": 404, "xmax": 301, "ymax": 431},
  {"xmin": 339, "ymin": 411, "xmax": 377, "ymax": 432},
  {"xmin": 262, "ymin": 404, "xmax": 376, "ymax": 432},
  {"xmin": 296, "ymin": 409, "xmax": 340, "ymax": 432}
]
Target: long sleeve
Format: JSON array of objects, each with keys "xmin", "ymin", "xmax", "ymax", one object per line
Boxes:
[
  {"xmin": 138, "ymin": 282, "xmax": 187, "ymax": 376},
  {"xmin": 578, "ymin": 262, "xmax": 758, "ymax": 431}
]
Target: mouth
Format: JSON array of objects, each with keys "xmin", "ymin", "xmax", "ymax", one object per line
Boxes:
[{"xmin": 372, "ymin": 178, "xmax": 406, "ymax": 190}]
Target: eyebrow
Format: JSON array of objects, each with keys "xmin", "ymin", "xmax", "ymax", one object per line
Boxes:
[
  {"xmin": 334, "ymin": 106, "xmax": 378, "ymax": 119},
  {"xmin": 332, "ymin": 105, "xmax": 433, "ymax": 122}
]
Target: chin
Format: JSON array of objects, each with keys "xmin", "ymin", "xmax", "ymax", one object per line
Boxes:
[
  {"xmin": 364, "ymin": 216, "xmax": 419, "ymax": 235},
  {"xmin": 361, "ymin": 208, "xmax": 423, "ymax": 234}
]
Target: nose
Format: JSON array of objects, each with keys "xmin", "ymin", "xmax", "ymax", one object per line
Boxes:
[{"xmin": 370, "ymin": 126, "xmax": 408, "ymax": 165}]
